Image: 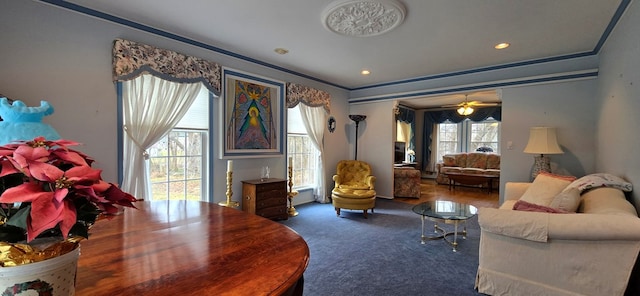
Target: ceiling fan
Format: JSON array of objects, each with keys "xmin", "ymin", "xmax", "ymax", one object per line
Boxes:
[{"xmin": 442, "ymin": 94, "xmax": 500, "ymax": 115}]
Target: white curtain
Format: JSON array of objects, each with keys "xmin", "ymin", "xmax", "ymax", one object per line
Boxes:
[
  {"xmin": 121, "ymin": 74, "xmax": 203, "ymax": 199},
  {"xmin": 298, "ymin": 103, "xmax": 329, "ymax": 203}
]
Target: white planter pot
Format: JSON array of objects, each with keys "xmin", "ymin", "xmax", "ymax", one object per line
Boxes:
[{"xmin": 0, "ymin": 246, "xmax": 80, "ymax": 296}]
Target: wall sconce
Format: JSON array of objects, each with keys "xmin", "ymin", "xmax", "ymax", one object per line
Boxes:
[{"xmin": 523, "ymin": 127, "xmax": 563, "ymax": 179}]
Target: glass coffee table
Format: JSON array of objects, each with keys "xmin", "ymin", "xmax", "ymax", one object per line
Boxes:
[{"xmin": 412, "ymin": 201, "xmax": 477, "ymax": 252}]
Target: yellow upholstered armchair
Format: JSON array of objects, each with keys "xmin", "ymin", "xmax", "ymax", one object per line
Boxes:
[{"xmin": 331, "ymin": 160, "xmax": 377, "ymax": 218}]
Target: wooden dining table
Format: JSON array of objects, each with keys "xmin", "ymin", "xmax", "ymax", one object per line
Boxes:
[{"xmin": 75, "ymin": 200, "xmax": 309, "ymax": 296}]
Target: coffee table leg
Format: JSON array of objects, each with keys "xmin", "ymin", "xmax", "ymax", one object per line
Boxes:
[
  {"xmin": 452, "ymin": 221, "xmax": 459, "ymax": 252},
  {"xmin": 420, "ymin": 215, "xmax": 426, "ymax": 244},
  {"xmin": 462, "ymin": 221, "xmax": 467, "ymax": 239}
]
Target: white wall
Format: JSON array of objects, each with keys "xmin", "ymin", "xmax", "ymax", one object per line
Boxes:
[
  {"xmin": 0, "ymin": 1, "xmax": 350, "ymax": 205},
  {"xmin": 349, "ymin": 101, "xmax": 396, "ymax": 198},
  {"xmin": 595, "ymin": 0, "xmax": 640, "ymax": 212},
  {"xmin": 499, "ymin": 80, "xmax": 599, "ymax": 201}
]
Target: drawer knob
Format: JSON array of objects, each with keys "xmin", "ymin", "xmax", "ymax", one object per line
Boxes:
[{"xmin": 246, "ymin": 195, "xmax": 251, "ymax": 200}]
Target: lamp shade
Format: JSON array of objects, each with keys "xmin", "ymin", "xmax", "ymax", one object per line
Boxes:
[{"xmin": 523, "ymin": 127, "xmax": 563, "ymax": 154}]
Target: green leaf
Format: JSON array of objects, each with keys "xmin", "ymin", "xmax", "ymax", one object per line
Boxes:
[
  {"xmin": 69, "ymin": 221, "xmax": 90, "ymax": 239},
  {"xmin": 0, "ymin": 224, "xmax": 27, "ymax": 243},
  {"xmin": 6, "ymin": 206, "xmax": 30, "ymax": 230}
]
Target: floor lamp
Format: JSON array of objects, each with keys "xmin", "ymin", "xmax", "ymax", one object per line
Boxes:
[
  {"xmin": 349, "ymin": 115, "xmax": 366, "ymax": 160},
  {"xmin": 523, "ymin": 127, "xmax": 563, "ymax": 180}
]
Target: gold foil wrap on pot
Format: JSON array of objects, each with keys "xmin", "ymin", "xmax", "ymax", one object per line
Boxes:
[{"xmin": 0, "ymin": 239, "xmax": 80, "ymax": 267}]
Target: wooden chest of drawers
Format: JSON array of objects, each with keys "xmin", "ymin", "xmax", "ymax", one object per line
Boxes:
[{"xmin": 241, "ymin": 178, "xmax": 288, "ymax": 220}]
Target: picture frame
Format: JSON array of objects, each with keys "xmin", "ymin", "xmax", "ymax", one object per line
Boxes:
[{"xmin": 220, "ymin": 67, "xmax": 284, "ymax": 158}]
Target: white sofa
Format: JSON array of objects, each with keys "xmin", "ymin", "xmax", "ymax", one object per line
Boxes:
[{"xmin": 476, "ymin": 182, "xmax": 640, "ymax": 296}]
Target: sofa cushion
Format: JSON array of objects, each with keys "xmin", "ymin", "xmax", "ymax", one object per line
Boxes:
[
  {"xmin": 440, "ymin": 166, "xmax": 463, "ymax": 174},
  {"xmin": 460, "ymin": 167, "xmax": 488, "ymax": 175},
  {"xmin": 442, "ymin": 154, "xmax": 458, "ymax": 166},
  {"xmin": 579, "ymin": 187, "xmax": 638, "ymax": 216},
  {"xmin": 548, "ymin": 187, "xmax": 581, "ymax": 212},
  {"xmin": 483, "ymin": 169, "xmax": 500, "ymax": 177},
  {"xmin": 519, "ymin": 173, "xmax": 573, "ymax": 207},
  {"xmin": 486, "ymin": 154, "xmax": 500, "ymax": 169},
  {"xmin": 466, "ymin": 153, "xmax": 488, "ymax": 169}
]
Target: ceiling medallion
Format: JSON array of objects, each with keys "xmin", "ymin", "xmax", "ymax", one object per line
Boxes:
[{"xmin": 322, "ymin": 0, "xmax": 406, "ymax": 37}]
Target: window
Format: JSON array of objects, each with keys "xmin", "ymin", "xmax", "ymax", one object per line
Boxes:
[
  {"xmin": 437, "ymin": 122, "xmax": 459, "ymax": 161},
  {"xmin": 146, "ymin": 87, "xmax": 210, "ymax": 201},
  {"xmin": 436, "ymin": 118, "xmax": 500, "ymax": 161},
  {"xmin": 469, "ymin": 121, "xmax": 499, "ymax": 152},
  {"xmin": 287, "ymin": 105, "xmax": 319, "ymax": 188},
  {"xmin": 148, "ymin": 130, "xmax": 206, "ymax": 201}
]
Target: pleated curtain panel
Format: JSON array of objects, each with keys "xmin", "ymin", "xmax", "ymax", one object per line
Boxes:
[{"xmin": 286, "ymin": 83, "xmax": 331, "ymax": 203}]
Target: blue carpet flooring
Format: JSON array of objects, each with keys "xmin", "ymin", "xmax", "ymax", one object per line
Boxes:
[{"xmin": 280, "ymin": 198, "xmax": 483, "ymax": 296}]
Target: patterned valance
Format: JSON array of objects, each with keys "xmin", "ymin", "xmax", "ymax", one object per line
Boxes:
[
  {"xmin": 112, "ymin": 39, "xmax": 221, "ymax": 95},
  {"xmin": 286, "ymin": 83, "xmax": 331, "ymax": 113}
]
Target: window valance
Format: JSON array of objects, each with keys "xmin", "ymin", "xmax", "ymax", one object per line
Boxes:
[
  {"xmin": 112, "ymin": 39, "xmax": 221, "ymax": 95},
  {"xmin": 423, "ymin": 106, "xmax": 501, "ymax": 124},
  {"xmin": 395, "ymin": 105, "xmax": 415, "ymax": 123},
  {"xmin": 286, "ymin": 83, "xmax": 331, "ymax": 113}
]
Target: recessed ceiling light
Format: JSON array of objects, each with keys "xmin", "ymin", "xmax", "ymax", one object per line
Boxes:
[
  {"xmin": 361, "ymin": 69, "xmax": 371, "ymax": 75},
  {"xmin": 274, "ymin": 48, "xmax": 289, "ymax": 55},
  {"xmin": 494, "ymin": 43, "xmax": 510, "ymax": 50}
]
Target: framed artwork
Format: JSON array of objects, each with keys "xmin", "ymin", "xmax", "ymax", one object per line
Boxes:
[{"xmin": 220, "ymin": 68, "xmax": 284, "ymax": 158}]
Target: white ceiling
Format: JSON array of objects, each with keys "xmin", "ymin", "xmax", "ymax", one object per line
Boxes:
[{"xmin": 63, "ymin": 0, "xmax": 623, "ymax": 106}]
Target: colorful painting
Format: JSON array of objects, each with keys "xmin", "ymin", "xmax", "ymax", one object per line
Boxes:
[{"xmin": 221, "ymin": 68, "xmax": 283, "ymax": 158}]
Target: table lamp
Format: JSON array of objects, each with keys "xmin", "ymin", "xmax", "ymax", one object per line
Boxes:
[{"xmin": 523, "ymin": 126, "xmax": 563, "ymax": 180}]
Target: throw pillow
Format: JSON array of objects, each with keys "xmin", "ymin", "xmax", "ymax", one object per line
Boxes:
[
  {"xmin": 538, "ymin": 171, "xmax": 577, "ymax": 182},
  {"xmin": 513, "ymin": 200, "xmax": 568, "ymax": 213},
  {"xmin": 518, "ymin": 173, "xmax": 573, "ymax": 207},
  {"xmin": 564, "ymin": 173, "xmax": 633, "ymax": 193},
  {"xmin": 548, "ymin": 187, "xmax": 581, "ymax": 212}
]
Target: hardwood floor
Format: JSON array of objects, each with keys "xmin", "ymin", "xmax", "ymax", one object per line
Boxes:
[{"xmin": 393, "ymin": 178, "xmax": 499, "ymax": 209}]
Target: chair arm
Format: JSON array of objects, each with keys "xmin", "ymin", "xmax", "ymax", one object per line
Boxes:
[
  {"xmin": 333, "ymin": 175, "xmax": 341, "ymax": 186},
  {"xmin": 366, "ymin": 175, "xmax": 376, "ymax": 189},
  {"xmin": 504, "ymin": 182, "xmax": 531, "ymax": 201},
  {"xmin": 435, "ymin": 162, "xmax": 444, "ymax": 173},
  {"xmin": 479, "ymin": 207, "xmax": 640, "ymax": 242}
]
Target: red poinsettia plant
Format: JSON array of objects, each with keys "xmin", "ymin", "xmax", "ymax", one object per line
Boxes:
[{"xmin": 0, "ymin": 137, "xmax": 137, "ymax": 243}]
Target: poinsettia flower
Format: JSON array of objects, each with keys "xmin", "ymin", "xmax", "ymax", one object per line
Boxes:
[
  {"xmin": 0, "ymin": 159, "xmax": 19, "ymax": 177},
  {"xmin": 20, "ymin": 137, "xmax": 81, "ymax": 151},
  {"xmin": 50, "ymin": 149, "xmax": 93, "ymax": 166},
  {"xmin": 0, "ymin": 164, "xmax": 102, "ymax": 241},
  {"xmin": 4, "ymin": 145, "xmax": 51, "ymax": 178},
  {"xmin": 0, "ymin": 182, "xmax": 77, "ymax": 242},
  {"xmin": 0, "ymin": 137, "xmax": 138, "ymax": 243}
]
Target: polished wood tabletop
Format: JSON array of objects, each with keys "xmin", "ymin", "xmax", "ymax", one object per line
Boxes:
[{"xmin": 76, "ymin": 201, "xmax": 309, "ymax": 296}]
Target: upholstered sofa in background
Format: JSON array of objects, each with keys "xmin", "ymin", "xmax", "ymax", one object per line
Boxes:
[
  {"xmin": 393, "ymin": 167, "xmax": 421, "ymax": 198},
  {"xmin": 476, "ymin": 174, "xmax": 640, "ymax": 296},
  {"xmin": 435, "ymin": 152, "xmax": 500, "ymax": 187}
]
